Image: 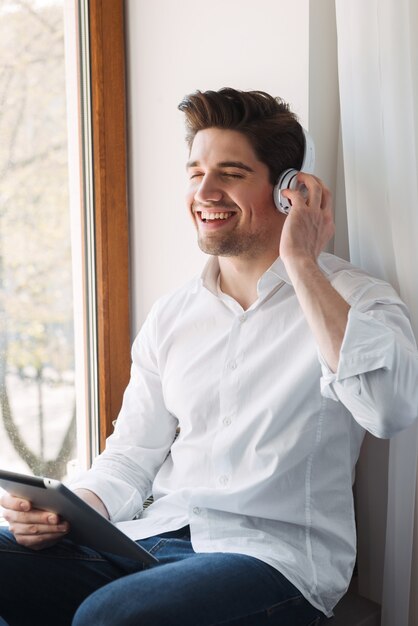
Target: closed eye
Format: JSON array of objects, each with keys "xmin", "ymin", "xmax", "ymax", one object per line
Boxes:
[{"xmin": 188, "ymin": 171, "xmax": 245, "ymax": 180}]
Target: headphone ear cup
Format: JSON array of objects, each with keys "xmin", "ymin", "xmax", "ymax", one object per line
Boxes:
[
  {"xmin": 273, "ymin": 168, "xmax": 298, "ymax": 214},
  {"xmin": 273, "ymin": 128, "xmax": 315, "ymax": 214}
]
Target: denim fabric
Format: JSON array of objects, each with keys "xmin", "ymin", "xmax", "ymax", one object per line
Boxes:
[{"xmin": 0, "ymin": 527, "xmax": 325, "ymax": 626}]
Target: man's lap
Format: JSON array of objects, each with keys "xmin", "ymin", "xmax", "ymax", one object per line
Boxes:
[
  {"xmin": 0, "ymin": 526, "xmax": 324, "ymax": 626},
  {"xmin": 0, "ymin": 526, "xmax": 134, "ymax": 625}
]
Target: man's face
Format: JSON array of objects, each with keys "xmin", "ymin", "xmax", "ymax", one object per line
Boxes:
[{"xmin": 186, "ymin": 128, "xmax": 284, "ymax": 259}]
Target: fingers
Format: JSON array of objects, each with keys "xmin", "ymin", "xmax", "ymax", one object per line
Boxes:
[
  {"xmin": 0, "ymin": 493, "xmax": 31, "ymax": 512},
  {"xmin": 1, "ymin": 493, "xmax": 69, "ymax": 549},
  {"xmin": 9, "ymin": 530, "xmax": 68, "ymax": 551},
  {"xmin": 8, "ymin": 522, "xmax": 69, "ymax": 548},
  {"xmin": 5, "ymin": 509, "xmax": 68, "ymax": 531},
  {"xmin": 279, "ymin": 174, "xmax": 335, "ymax": 261},
  {"xmin": 282, "ymin": 173, "xmax": 332, "ymax": 213},
  {"xmin": 298, "ymin": 173, "xmax": 323, "ymax": 208}
]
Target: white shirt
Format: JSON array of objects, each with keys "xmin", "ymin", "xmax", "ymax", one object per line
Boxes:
[{"xmin": 72, "ymin": 252, "xmax": 418, "ymax": 616}]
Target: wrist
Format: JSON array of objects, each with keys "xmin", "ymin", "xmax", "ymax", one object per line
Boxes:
[
  {"xmin": 74, "ymin": 488, "xmax": 110, "ymax": 519},
  {"xmin": 281, "ymin": 254, "xmax": 320, "ymax": 279}
]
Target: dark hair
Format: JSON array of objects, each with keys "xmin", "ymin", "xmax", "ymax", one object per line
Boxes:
[{"xmin": 178, "ymin": 88, "xmax": 304, "ymax": 184}]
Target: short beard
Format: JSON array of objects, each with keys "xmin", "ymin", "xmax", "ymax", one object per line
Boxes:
[
  {"xmin": 193, "ymin": 200, "xmax": 271, "ymax": 259},
  {"xmin": 197, "ymin": 231, "xmax": 266, "ymax": 259}
]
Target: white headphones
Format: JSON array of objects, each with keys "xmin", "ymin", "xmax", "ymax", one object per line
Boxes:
[{"xmin": 273, "ymin": 127, "xmax": 315, "ymax": 215}]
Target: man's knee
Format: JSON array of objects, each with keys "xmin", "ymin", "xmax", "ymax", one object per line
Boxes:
[{"xmin": 73, "ymin": 583, "xmax": 145, "ymax": 626}]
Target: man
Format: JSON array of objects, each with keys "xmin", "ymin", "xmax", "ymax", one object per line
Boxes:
[{"xmin": 1, "ymin": 88, "xmax": 417, "ymax": 626}]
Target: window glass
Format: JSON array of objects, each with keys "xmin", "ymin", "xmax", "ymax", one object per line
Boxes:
[{"xmin": 0, "ymin": 0, "xmax": 84, "ymax": 480}]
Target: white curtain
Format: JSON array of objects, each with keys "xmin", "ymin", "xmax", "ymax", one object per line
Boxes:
[{"xmin": 335, "ymin": 1, "xmax": 418, "ymax": 625}]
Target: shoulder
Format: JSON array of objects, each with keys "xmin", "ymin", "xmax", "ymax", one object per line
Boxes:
[
  {"xmin": 153, "ymin": 275, "xmax": 202, "ymax": 313},
  {"xmin": 131, "ymin": 276, "xmax": 203, "ymax": 354},
  {"xmin": 139, "ymin": 275, "xmax": 205, "ymax": 331}
]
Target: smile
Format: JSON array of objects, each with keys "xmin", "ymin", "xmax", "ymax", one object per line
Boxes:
[{"xmin": 200, "ymin": 211, "xmax": 235, "ymax": 222}]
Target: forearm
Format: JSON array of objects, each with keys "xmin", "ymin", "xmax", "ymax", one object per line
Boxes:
[
  {"xmin": 73, "ymin": 488, "xmax": 110, "ymax": 519},
  {"xmin": 279, "ymin": 174, "xmax": 349, "ymax": 370},
  {"xmin": 285, "ymin": 257, "xmax": 350, "ymax": 372}
]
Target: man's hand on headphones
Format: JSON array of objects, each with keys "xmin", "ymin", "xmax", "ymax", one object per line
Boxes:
[{"xmin": 279, "ymin": 173, "xmax": 335, "ymax": 265}]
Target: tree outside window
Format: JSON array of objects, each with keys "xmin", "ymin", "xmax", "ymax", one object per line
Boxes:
[{"xmin": 0, "ymin": 0, "xmax": 76, "ymax": 479}]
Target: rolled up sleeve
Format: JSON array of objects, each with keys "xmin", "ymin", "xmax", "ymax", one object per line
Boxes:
[{"xmin": 320, "ymin": 281, "xmax": 418, "ymax": 438}]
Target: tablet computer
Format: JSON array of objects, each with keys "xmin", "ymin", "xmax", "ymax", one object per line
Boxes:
[{"xmin": 0, "ymin": 469, "xmax": 158, "ymax": 567}]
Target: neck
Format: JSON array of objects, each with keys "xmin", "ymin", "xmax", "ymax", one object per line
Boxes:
[{"xmin": 218, "ymin": 251, "xmax": 278, "ymax": 310}]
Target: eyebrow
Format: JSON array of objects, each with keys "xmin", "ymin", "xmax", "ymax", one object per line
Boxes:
[{"xmin": 186, "ymin": 160, "xmax": 255, "ymax": 173}]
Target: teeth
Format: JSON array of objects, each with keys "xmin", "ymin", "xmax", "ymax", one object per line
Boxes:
[{"xmin": 201, "ymin": 211, "xmax": 233, "ymax": 220}]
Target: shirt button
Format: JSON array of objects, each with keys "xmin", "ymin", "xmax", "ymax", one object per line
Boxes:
[
  {"xmin": 229, "ymin": 361, "xmax": 237, "ymax": 370},
  {"xmin": 239, "ymin": 314, "xmax": 247, "ymax": 323},
  {"xmin": 193, "ymin": 507, "xmax": 201, "ymax": 515},
  {"xmin": 219, "ymin": 475, "xmax": 229, "ymax": 486},
  {"xmin": 223, "ymin": 417, "xmax": 232, "ymax": 426}
]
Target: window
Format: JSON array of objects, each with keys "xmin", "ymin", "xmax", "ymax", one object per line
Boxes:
[{"xmin": 0, "ymin": 0, "xmax": 130, "ymax": 481}]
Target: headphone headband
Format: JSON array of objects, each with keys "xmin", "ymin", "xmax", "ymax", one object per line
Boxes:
[{"xmin": 300, "ymin": 127, "xmax": 315, "ymax": 174}]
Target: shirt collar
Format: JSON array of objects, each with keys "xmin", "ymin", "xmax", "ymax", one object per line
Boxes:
[
  {"xmin": 200, "ymin": 255, "xmax": 291, "ymax": 299},
  {"xmin": 200, "ymin": 253, "xmax": 334, "ymax": 297},
  {"xmin": 257, "ymin": 256, "xmax": 291, "ymax": 294},
  {"xmin": 257, "ymin": 254, "xmax": 334, "ymax": 293},
  {"xmin": 199, "ymin": 253, "xmax": 334, "ymax": 300},
  {"xmin": 200, "ymin": 256, "xmax": 222, "ymax": 296}
]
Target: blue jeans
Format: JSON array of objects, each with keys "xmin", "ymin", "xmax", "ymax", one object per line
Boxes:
[{"xmin": 0, "ymin": 526, "xmax": 325, "ymax": 626}]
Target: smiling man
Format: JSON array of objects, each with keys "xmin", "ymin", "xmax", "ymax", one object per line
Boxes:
[
  {"xmin": 188, "ymin": 128, "xmax": 279, "ymax": 258},
  {"xmin": 1, "ymin": 88, "xmax": 417, "ymax": 626}
]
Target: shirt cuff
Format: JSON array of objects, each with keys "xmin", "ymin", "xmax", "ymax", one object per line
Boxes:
[
  {"xmin": 69, "ymin": 471, "xmax": 144, "ymax": 523},
  {"xmin": 320, "ymin": 307, "xmax": 395, "ymax": 399}
]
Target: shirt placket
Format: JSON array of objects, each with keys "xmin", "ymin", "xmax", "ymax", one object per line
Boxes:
[{"xmin": 211, "ymin": 309, "xmax": 248, "ymax": 491}]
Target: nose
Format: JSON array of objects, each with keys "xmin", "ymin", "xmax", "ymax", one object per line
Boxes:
[{"xmin": 193, "ymin": 174, "xmax": 223, "ymax": 203}]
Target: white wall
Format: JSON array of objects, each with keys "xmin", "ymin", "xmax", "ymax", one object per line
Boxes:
[{"xmin": 125, "ymin": 0, "xmax": 337, "ymax": 334}]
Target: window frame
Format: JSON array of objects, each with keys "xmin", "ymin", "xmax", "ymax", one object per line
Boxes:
[{"xmin": 89, "ymin": 0, "xmax": 131, "ymax": 451}]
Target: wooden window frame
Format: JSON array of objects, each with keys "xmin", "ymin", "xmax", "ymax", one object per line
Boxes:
[{"xmin": 89, "ymin": 0, "xmax": 131, "ymax": 450}]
